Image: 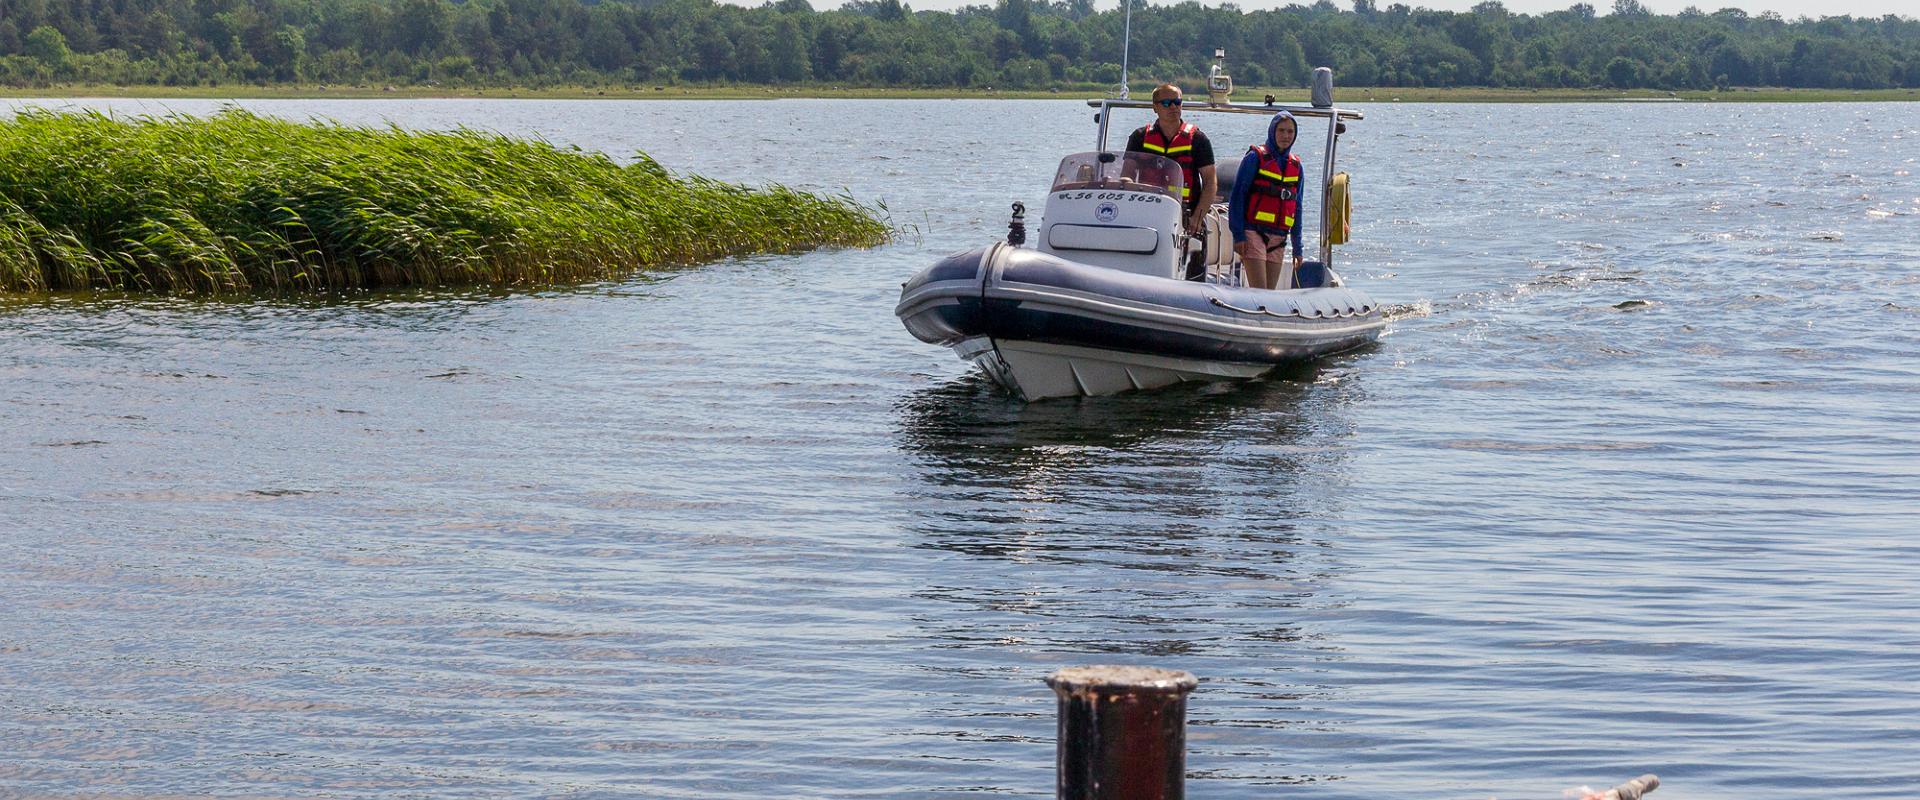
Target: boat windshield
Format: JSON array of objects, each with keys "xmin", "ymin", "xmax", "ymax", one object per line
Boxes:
[{"xmin": 1050, "ymin": 151, "xmax": 1184, "ymax": 200}]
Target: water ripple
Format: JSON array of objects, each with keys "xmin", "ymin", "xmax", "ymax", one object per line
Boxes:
[{"xmin": 1, "ymin": 99, "xmax": 1917, "ymax": 799}]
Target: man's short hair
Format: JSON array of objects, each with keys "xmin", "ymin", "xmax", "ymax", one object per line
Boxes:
[{"xmin": 1151, "ymin": 83, "xmax": 1182, "ymax": 100}]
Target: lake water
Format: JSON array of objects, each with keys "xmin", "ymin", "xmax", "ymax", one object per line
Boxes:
[{"xmin": 2, "ymin": 97, "xmax": 1917, "ymax": 799}]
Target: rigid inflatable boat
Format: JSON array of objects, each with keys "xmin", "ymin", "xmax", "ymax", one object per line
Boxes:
[{"xmin": 896, "ymin": 66, "xmax": 1385, "ymax": 401}]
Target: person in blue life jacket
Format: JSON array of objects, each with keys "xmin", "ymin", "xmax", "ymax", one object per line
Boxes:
[{"xmin": 1228, "ymin": 111, "xmax": 1305, "ymax": 291}]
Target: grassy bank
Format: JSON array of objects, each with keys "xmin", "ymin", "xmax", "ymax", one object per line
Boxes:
[
  {"xmin": 0, "ymin": 110, "xmax": 888, "ymax": 295},
  {"xmin": 3, "ymin": 83, "xmax": 1917, "ymax": 102}
]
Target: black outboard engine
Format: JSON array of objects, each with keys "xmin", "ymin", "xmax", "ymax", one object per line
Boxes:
[{"xmin": 1007, "ymin": 202, "xmax": 1027, "ymax": 246}]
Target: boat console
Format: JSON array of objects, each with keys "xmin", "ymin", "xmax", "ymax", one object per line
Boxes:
[{"xmin": 1038, "ymin": 151, "xmax": 1188, "ymax": 279}]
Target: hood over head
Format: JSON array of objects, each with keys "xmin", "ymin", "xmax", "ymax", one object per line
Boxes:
[{"xmin": 1266, "ymin": 110, "xmax": 1297, "ymax": 156}]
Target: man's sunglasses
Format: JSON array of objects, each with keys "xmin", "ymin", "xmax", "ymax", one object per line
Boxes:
[{"xmin": 1156, "ymin": 98, "xmax": 1183, "ymax": 108}]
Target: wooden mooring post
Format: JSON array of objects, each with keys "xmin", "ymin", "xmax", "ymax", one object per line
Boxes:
[{"xmin": 1045, "ymin": 665, "xmax": 1198, "ymax": 800}]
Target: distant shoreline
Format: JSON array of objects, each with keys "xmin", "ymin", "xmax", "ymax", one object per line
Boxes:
[{"xmin": 3, "ymin": 84, "xmax": 1917, "ymax": 103}]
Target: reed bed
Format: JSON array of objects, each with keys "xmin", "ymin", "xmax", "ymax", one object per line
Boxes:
[{"xmin": 0, "ymin": 109, "xmax": 889, "ymax": 294}]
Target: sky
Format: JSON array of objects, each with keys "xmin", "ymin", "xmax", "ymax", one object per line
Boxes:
[{"xmin": 867, "ymin": 0, "xmax": 1916, "ymax": 19}]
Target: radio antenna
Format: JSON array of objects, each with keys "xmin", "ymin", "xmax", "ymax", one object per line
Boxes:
[{"xmin": 1118, "ymin": 0, "xmax": 1133, "ymax": 99}]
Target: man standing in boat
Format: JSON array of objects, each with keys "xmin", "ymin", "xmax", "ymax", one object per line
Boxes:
[{"xmin": 1124, "ymin": 83, "xmax": 1217, "ymax": 281}]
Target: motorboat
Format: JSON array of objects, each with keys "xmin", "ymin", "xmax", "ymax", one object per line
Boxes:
[{"xmin": 895, "ymin": 66, "xmax": 1385, "ymax": 401}]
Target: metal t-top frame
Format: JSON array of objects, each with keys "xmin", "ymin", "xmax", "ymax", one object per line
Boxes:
[{"xmin": 1089, "ymin": 99, "xmax": 1363, "ymax": 270}]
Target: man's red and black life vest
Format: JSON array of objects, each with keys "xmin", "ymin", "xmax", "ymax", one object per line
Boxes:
[
  {"xmin": 1139, "ymin": 122, "xmax": 1197, "ymax": 202},
  {"xmin": 1244, "ymin": 144, "xmax": 1302, "ymax": 231}
]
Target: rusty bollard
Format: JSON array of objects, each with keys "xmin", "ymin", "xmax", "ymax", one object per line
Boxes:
[{"xmin": 1045, "ymin": 665, "xmax": 1199, "ymax": 800}]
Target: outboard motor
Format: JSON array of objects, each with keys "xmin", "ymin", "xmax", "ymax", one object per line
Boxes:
[{"xmin": 1007, "ymin": 202, "xmax": 1026, "ymax": 246}]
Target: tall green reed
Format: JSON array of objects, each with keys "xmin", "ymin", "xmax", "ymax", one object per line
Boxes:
[{"xmin": 0, "ymin": 109, "xmax": 890, "ymax": 294}]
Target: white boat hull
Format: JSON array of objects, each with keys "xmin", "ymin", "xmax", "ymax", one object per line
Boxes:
[
  {"xmin": 900, "ymin": 243, "xmax": 1383, "ymax": 401},
  {"xmin": 957, "ymin": 336, "xmax": 1274, "ymax": 400}
]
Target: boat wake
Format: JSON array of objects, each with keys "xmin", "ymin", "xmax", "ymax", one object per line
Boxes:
[{"xmin": 1381, "ymin": 300, "xmax": 1432, "ymax": 321}]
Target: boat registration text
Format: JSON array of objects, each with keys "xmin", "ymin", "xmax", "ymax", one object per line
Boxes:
[{"xmin": 1054, "ymin": 191, "xmax": 1167, "ymax": 203}]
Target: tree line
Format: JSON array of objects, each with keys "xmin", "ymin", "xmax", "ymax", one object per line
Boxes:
[{"xmin": 0, "ymin": 0, "xmax": 1915, "ymax": 91}]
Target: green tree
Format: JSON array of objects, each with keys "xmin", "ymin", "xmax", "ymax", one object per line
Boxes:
[
  {"xmin": 1611, "ymin": 0, "xmax": 1651, "ymax": 16},
  {"xmin": 582, "ymin": 20, "xmax": 630, "ymax": 71},
  {"xmin": 23, "ymin": 25, "xmax": 70, "ymax": 72},
  {"xmin": 263, "ymin": 25, "xmax": 307, "ymax": 82},
  {"xmin": 394, "ymin": 0, "xmax": 451, "ymax": 57},
  {"xmin": 770, "ymin": 17, "xmax": 812, "ymax": 83},
  {"xmin": 734, "ymin": 24, "xmax": 772, "ymax": 83},
  {"xmin": 1271, "ymin": 32, "xmax": 1308, "ymax": 85},
  {"xmin": 845, "ymin": 0, "xmax": 907, "ymax": 23},
  {"xmin": 1605, "ymin": 55, "xmax": 1643, "ymax": 86},
  {"xmin": 689, "ymin": 17, "xmax": 734, "ymax": 81}
]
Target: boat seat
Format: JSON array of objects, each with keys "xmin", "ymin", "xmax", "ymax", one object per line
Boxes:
[{"xmin": 1293, "ymin": 260, "xmax": 1329, "ymax": 289}]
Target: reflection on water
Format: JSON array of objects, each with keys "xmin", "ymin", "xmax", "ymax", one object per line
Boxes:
[
  {"xmin": 897, "ymin": 367, "xmax": 1331, "ymax": 576},
  {"xmin": 893, "ymin": 364, "xmax": 1351, "ymax": 557},
  {"xmin": 896, "ymin": 364, "xmax": 1323, "ymax": 454},
  {"xmin": 894, "ymin": 366, "xmax": 1363, "ymax": 789}
]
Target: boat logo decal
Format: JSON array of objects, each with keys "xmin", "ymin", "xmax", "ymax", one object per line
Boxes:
[{"xmin": 1095, "ymin": 202, "xmax": 1119, "ymax": 222}]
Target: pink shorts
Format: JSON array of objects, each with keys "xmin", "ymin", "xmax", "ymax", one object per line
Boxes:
[{"xmin": 1242, "ymin": 229, "xmax": 1292, "ymax": 261}]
